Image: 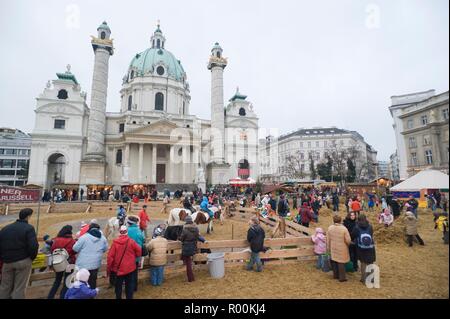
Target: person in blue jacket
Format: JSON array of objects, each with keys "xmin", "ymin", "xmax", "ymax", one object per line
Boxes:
[
  {"xmin": 65, "ymin": 268, "xmax": 98, "ymax": 299},
  {"xmin": 117, "ymin": 205, "xmax": 127, "ymax": 226},
  {"xmin": 200, "ymin": 196, "xmax": 214, "ymax": 218},
  {"xmin": 126, "ymin": 216, "xmax": 145, "ymax": 292},
  {"xmin": 72, "ymin": 223, "xmax": 108, "ymax": 289}
]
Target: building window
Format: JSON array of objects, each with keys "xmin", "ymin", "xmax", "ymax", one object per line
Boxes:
[
  {"xmin": 119, "ymin": 123, "xmax": 125, "ymax": 133},
  {"xmin": 407, "ymin": 119, "xmax": 414, "ymax": 129},
  {"xmin": 182, "ymin": 101, "xmax": 185, "ymax": 115},
  {"xmin": 239, "ymin": 108, "xmax": 246, "ymax": 116},
  {"xmin": 443, "ymin": 108, "xmax": 449, "ymax": 120},
  {"xmin": 300, "ymin": 142, "xmax": 304, "ymax": 148},
  {"xmin": 57, "ymin": 89, "xmax": 68, "ymax": 100},
  {"xmin": 156, "ymin": 66, "xmax": 165, "ymax": 76},
  {"xmin": 157, "ymin": 39, "xmax": 161, "ymax": 48},
  {"xmin": 425, "ymin": 150, "xmax": 433, "ymax": 165},
  {"xmin": 128, "ymin": 95, "xmax": 133, "ymax": 111},
  {"xmin": 116, "ymin": 149, "xmax": 122, "ymax": 164},
  {"xmin": 0, "ymin": 159, "xmax": 16, "ymax": 168},
  {"xmin": 421, "ymin": 115, "xmax": 428, "ymax": 126},
  {"xmin": 100, "ymin": 31, "xmax": 106, "ymax": 39},
  {"xmin": 423, "ymin": 135, "xmax": 431, "ymax": 146},
  {"xmin": 409, "ymin": 137, "xmax": 417, "ymax": 148},
  {"xmin": 130, "ymin": 70, "xmax": 134, "ymax": 80},
  {"xmin": 410, "ymin": 152, "xmax": 418, "ymax": 166},
  {"xmin": 340, "ymin": 140, "xmax": 344, "ymax": 146},
  {"xmin": 308, "ymin": 142, "xmax": 311, "ymax": 148},
  {"xmin": 155, "ymin": 92, "xmax": 164, "ymax": 111},
  {"xmin": 324, "ymin": 141, "xmax": 327, "ymax": 148},
  {"xmin": 217, "ymin": 51, "xmax": 221, "ymax": 58},
  {"xmin": 54, "ymin": 119, "xmax": 66, "ymax": 129},
  {"xmin": 300, "ymin": 153, "xmax": 304, "ymax": 160},
  {"xmin": 17, "ymin": 159, "xmax": 28, "ymax": 168},
  {"xmin": 316, "ymin": 141, "xmax": 320, "ymax": 147}
]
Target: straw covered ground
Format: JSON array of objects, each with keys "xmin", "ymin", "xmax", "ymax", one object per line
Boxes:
[{"xmin": 1, "ymin": 201, "xmax": 448, "ymax": 299}]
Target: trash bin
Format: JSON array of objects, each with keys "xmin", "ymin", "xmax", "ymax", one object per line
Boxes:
[{"xmin": 207, "ymin": 252, "xmax": 225, "ymax": 279}]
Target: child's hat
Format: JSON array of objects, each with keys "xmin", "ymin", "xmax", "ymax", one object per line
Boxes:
[
  {"xmin": 315, "ymin": 227, "xmax": 324, "ymax": 234},
  {"xmin": 119, "ymin": 225, "xmax": 128, "ymax": 235},
  {"xmin": 76, "ymin": 268, "xmax": 90, "ymax": 282}
]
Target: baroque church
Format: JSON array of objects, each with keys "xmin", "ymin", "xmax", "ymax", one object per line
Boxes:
[{"xmin": 27, "ymin": 22, "xmax": 259, "ymax": 193}]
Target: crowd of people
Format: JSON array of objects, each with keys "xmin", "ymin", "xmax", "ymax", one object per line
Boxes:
[{"xmin": 0, "ymin": 184, "xmax": 448, "ymax": 298}]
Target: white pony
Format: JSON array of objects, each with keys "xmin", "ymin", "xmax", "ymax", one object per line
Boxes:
[
  {"xmin": 168, "ymin": 208, "xmax": 193, "ymax": 226},
  {"xmin": 104, "ymin": 215, "xmax": 140, "ymax": 240}
]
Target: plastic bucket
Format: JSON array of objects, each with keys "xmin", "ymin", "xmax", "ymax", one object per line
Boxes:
[{"xmin": 207, "ymin": 252, "xmax": 225, "ymax": 279}]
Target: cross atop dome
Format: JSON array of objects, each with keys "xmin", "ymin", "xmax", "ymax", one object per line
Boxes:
[{"xmin": 151, "ymin": 19, "xmax": 166, "ymax": 49}]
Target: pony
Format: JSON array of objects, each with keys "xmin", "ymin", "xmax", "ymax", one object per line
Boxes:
[
  {"xmin": 104, "ymin": 215, "xmax": 140, "ymax": 240},
  {"xmin": 191, "ymin": 211, "xmax": 213, "ymax": 234},
  {"xmin": 167, "ymin": 208, "xmax": 193, "ymax": 226}
]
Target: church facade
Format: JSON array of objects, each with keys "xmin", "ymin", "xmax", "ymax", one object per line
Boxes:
[{"xmin": 28, "ymin": 22, "xmax": 259, "ymax": 193}]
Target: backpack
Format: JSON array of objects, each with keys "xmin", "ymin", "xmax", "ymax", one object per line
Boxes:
[{"xmin": 357, "ymin": 228, "xmax": 374, "ymax": 250}]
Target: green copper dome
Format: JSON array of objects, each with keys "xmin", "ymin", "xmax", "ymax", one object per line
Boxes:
[{"xmin": 129, "ymin": 47, "xmax": 186, "ymax": 81}]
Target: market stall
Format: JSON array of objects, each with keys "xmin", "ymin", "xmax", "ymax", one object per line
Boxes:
[{"xmin": 390, "ymin": 169, "xmax": 449, "ymax": 208}]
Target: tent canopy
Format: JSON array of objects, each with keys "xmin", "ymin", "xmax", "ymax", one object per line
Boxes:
[{"xmin": 390, "ymin": 169, "xmax": 449, "ymax": 192}]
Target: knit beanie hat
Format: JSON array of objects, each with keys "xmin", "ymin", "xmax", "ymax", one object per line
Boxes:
[
  {"xmin": 127, "ymin": 216, "xmax": 139, "ymax": 225},
  {"xmin": 119, "ymin": 225, "xmax": 128, "ymax": 235},
  {"xmin": 76, "ymin": 269, "xmax": 90, "ymax": 282},
  {"xmin": 185, "ymin": 216, "xmax": 193, "ymax": 224}
]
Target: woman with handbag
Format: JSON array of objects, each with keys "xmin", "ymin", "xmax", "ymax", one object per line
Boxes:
[
  {"xmin": 107, "ymin": 226, "xmax": 142, "ymax": 299},
  {"xmin": 47, "ymin": 225, "xmax": 77, "ymax": 299}
]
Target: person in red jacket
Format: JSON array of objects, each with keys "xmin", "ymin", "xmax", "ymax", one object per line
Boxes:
[
  {"xmin": 107, "ymin": 226, "xmax": 142, "ymax": 299},
  {"xmin": 47, "ymin": 225, "xmax": 77, "ymax": 299},
  {"xmin": 138, "ymin": 205, "xmax": 150, "ymax": 238},
  {"xmin": 299, "ymin": 202, "xmax": 314, "ymax": 230},
  {"xmin": 351, "ymin": 197, "xmax": 362, "ymax": 217}
]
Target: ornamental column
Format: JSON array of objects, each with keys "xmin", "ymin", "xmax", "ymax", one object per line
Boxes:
[{"xmin": 80, "ymin": 21, "xmax": 114, "ymax": 186}]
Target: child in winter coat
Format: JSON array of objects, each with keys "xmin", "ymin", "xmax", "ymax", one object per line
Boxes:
[
  {"xmin": 311, "ymin": 228, "xmax": 327, "ymax": 270},
  {"xmin": 435, "ymin": 212, "xmax": 449, "ymax": 244},
  {"xmin": 378, "ymin": 208, "xmax": 394, "ymax": 227},
  {"xmin": 64, "ymin": 268, "xmax": 98, "ymax": 299}
]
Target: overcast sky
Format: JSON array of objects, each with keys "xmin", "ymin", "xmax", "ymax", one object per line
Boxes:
[{"xmin": 0, "ymin": 0, "xmax": 448, "ymax": 161}]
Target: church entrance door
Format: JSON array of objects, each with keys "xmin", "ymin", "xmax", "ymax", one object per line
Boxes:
[{"xmin": 156, "ymin": 164, "xmax": 166, "ymax": 183}]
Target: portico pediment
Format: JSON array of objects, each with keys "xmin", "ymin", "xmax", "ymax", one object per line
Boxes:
[{"xmin": 126, "ymin": 119, "xmax": 180, "ymax": 136}]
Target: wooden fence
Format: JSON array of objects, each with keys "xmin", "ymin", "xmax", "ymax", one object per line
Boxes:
[
  {"xmin": 0, "ymin": 200, "xmax": 171, "ymax": 216},
  {"xmin": 25, "ymin": 236, "xmax": 315, "ymax": 299}
]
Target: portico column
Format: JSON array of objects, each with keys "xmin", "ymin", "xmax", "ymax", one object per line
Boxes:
[
  {"xmin": 169, "ymin": 145, "xmax": 175, "ymax": 184},
  {"xmin": 123, "ymin": 143, "xmax": 130, "ymax": 182},
  {"xmin": 183, "ymin": 145, "xmax": 190, "ymax": 183},
  {"xmin": 152, "ymin": 144, "xmax": 157, "ymax": 183},
  {"xmin": 138, "ymin": 143, "xmax": 144, "ymax": 183}
]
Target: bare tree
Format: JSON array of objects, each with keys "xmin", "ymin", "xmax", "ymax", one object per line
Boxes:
[{"xmin": 280, "ymin": 151, "xmax": 306, "ymax": 180}]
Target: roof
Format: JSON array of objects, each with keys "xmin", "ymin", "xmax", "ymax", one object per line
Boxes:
[
  {"xmin": 279, "ymin": 127, "xmax": 352, "ymax": 141},
  {"xmin": 97, "ymin": 21, "xmax": 110, "ymax": 32},
  {"xmin": 129, "ymin": 47, "xmax": 186, "ymax": 81},
  {"xmin": 229, "ymin": 87, "xmax": 247, "ymax": 102},
  {"xmin": 390, "ymin": 169, "xmax": 449, "ymax": 192},
  {"xmin": 56, "ymin": 71, "xmax": 79, "ymax": 85}
]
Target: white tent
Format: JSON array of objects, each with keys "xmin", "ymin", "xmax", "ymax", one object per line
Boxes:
[{"xmin": 390, "ymin": 169, "xmax": 449, "ymax": 192}]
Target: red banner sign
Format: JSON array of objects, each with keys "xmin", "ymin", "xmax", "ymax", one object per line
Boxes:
[
  {"xmin": 238, "ymin": 169, "xmax": 250, "ymax": 176},
  {"xmin": 0, "ymin": 186, "xmax": 40, "ymax": 202}
]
